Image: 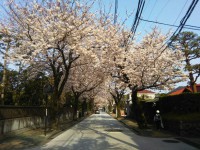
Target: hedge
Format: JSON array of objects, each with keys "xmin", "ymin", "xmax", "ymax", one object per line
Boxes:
[
  {"xmin": 0, "ymin": 106, "xmax": 46, "ymax": 120},
  {"xmin": 157, "ymin": 93, "xmax": 200, "ymax": 114}
]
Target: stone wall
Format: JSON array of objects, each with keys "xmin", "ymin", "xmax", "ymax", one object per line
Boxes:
[
  {"xmin": 0, "ymin": 116, "xmax": 43, "ymax": 135},
  {"xmin": 0, "ymin": 106, "xmax": 76, "ymax": 135}
]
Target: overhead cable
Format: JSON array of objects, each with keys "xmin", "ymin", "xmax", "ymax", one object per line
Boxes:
[
  {"xmin": 173, "ymin": 0, "xmax": 189, "ymax": 25},
  {"xmin": 131, "ymin": 0, "xmax": 145, "ymax": 38},
  {"xmin": 167, "ymin": 0, "xmax": 199, "ymax": 47},
  {"xmin": 152, "ymin": 0, "xmax": 199, "ymax": 62},
  {"xmin": 140, "ymin": 18, "xmax": 200, "ymax": 31}
]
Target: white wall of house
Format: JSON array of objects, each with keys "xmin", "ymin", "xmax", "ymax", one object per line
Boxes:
[
  {"xmin": 137, "ymin": 93, "xmax": 156, "ymax": 100},
  {"xmin": 125, "ymin": 91, "xmax": 156, "ymax": 103}
]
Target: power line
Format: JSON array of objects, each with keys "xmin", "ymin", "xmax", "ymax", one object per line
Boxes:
[
  {"xmin": 131, "ymin": 0, "xmax": 145, "ymax": 38},
  {"xmin": 152, "ymin": 0, "xmax": 199, "ymax": 62},
  {"xmin": 168, "ymin": 0, "xmax": 199, "ymax": 46},
  {"xmin": 143, "ymin": 0, "xmax": 150, "ymax": 13},
  {"xmin": 155, "ymin": 0, "xmax": 170, "ymax": 20},
  {"xmin": 147, "ymin": 0, "xmax": 157, "ymax": 20},
  {"xmin": 186, "ymin": 24, "xmax": 200, "ymax": 29},
  {"xmin": 143, "ymin": 0, "xmax": 157, "ymax": 30},
  {"xmin": 173, "ymin": 0, "xmax": 189, "ymax": 25},
  {"xmin": 140, "ymin": 18, "xmax": 200, "ymax": 31}
]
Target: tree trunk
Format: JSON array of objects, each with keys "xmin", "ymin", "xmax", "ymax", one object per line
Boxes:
[
  {"xmin": 73, "ymin": 96, "xmax": 79, "ymax": 120},
  {"xmin": 1, "ymin": 41, "xmax": 10, "ymax": 105},
  {"xmin": 186, "ymin": 54, "xmax": 197, "ymax": 93},
  {"xmin": 131, "ymin": 89, "xmax": 147, "ymax": 128},
  {"xmin": 116, "ymin": 104, "xmax": 121, "ymax": 118},
  {"xmin": 50, "ymin": 91, "xmax": 60, "ymax": 129},
  {"xmin": 131, "ymin": 90, "xmax": 138, "ymax": 120},
  {"xmin": 190, "ymin": 78, "xmax": 197, "ymax": 93}
]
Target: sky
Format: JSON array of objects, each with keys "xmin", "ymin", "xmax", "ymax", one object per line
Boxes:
[
  {"xmin": 0, "ymin": 0, "xmax": 200, "ymax": 89},
  {"xmin": 89, "ymin": 0, "xmax": 200, "ymax": 89},
  {"xmin": 92, "ymin": 0, "xmax": 200, "ymax": 39}
]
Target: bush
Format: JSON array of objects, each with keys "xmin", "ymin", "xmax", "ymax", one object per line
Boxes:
[
  {"xmin": 163, "ymin": 112, "xmax": 200, "ymax": 122},
  {"xmin": 158, "ymin": 93, "xmax": 200, "ymax": 114}
]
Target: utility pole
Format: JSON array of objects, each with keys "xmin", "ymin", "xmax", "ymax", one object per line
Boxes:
[{"xmin": 114, "ymin": 0, "xmax": 118, "ymax": 25}]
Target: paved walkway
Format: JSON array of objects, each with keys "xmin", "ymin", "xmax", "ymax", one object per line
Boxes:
[
  {"xmin": 24, "ymin": 113, "xmax": 199, "ymax": 150},
  {"xmin": 0, "ymin": 114, "xmax": 200, "ymax": 150},
  {"xmin": 116, "ymin": 115, "xmax": 200, "ymax": 149},
  {"xmin": 0, "ymin": 119, "xmax": 84, "ymax": 150}
]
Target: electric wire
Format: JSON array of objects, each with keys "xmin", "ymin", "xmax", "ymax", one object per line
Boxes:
[
  {"xmin": 185, "ymin": 24, "xmax": 200, "ymax": 29},
  {"xmin": 142, "ymin": 0, "xmax": 150, "ymax": 14},
  {"xmin": 173, "ymin": 0, "xmax": 189, "ymax": 25},
  {"xmin": 168, "ymin": 0, "xmax": 199, "ymax": 46},
  {"xmin": 140, "ymin": 18, "xmax": 200, "ymax": 31},
  {"xmin": 152, "ymin": 0, "xmax": 199, "ymax": 62},
  {"xmin": 143, "ymin": 0, "xmax": 157, "ymax": 30},
  {"xmin": 146, "ymin": 0, "xmax": 157, "ymax": 21},
  {"xmin": 155, "ymin": 0, "xmax": 170, "ymax": 20},
  {"xmin": 131, "ymin": 0, "xmax": 145, "ymax": 38},
  {"xmin": 132, "ymin": 0, "xmax": 145, "ymax": 34}
]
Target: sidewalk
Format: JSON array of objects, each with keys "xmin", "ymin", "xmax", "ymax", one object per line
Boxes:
[
  {"xmin": 112, "ymin": 114, "xmax": 200, "ymax": 149},
  {"xmin": 0, "ymin": 117, "xmax": 86, "ymax": 150}
]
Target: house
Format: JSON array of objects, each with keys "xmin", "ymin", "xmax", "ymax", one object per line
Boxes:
[
  {"xmin": 137, "ymin": 89, "xmax": 156, "ymax": 100},
  {"xmin": 125, "ymin": 89, "xmax": 156, "ymax": 102},
  {"xmin": 168, "ymin": 84, "xmax": 200, "ymax": 95},
  {"xmin": 124, "ymin": 89, "xmax": 156, "ymax": 117}
]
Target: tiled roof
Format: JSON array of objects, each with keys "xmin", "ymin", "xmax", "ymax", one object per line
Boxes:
[
  {"xmin": 138, "ymin": 89, "xmax": 155, "ymax": 94},
  {"xmin": 169, "ymin": 83, "xmax": 200, "ymax": 95},
  {"xmin": 169, "ymin": 88, "xmax": 188, "ymax": 95}
]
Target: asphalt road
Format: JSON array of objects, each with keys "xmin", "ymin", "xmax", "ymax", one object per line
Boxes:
[{"xmin": 28, "ymin": 112, "xmax": 198, "ymax": 150}]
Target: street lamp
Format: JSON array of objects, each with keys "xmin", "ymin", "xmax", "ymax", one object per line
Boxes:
[{"xmin": 43, "ymin": 83, "xmax": 53, "ymax": 136}]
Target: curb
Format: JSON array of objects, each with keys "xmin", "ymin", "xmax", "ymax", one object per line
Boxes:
[{"xmin": 118, "ymin": 120, "xmax": 141, "ymax": 135}]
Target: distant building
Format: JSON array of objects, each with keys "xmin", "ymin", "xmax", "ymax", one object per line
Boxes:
[
  {"xmin": 125, "ymin": 89, "xmax": 156, "ymax": 102},
  {"xmin": 124, "ymin": 89, "xmax": 156, "ymax": 117},
  {"xmin": 168, "ymin": 84, "xmax": 200, "ymax": 95},
  {"xmin": 137, "ymin": 90, "xmax": 156, "ymax": 100}
]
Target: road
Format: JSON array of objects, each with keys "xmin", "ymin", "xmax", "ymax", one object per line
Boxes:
[{"xmin": 29, "ymin": 112, "xmax": 198, "ymax": 150}]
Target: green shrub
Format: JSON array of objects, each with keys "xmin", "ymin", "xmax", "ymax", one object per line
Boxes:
[
  {"xmin": 158, "ymin": 93, "xmax": 200, "ymax": 114},
  {"xmin": 163, "ymin": 112, "xmax": 200, "ymax": 122}
]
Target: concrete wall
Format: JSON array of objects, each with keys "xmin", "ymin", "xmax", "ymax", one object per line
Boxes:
[{"xmin": 0, "ymin": 116, "xmax": 43, "ymax": 135}]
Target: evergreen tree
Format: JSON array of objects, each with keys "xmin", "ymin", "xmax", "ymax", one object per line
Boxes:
[{"xmin": 171, "ymin": 31, "xmax": 200, "ymax": 92}]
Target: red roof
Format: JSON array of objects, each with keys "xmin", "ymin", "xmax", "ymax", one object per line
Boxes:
[
  {"xmin": 169, "ymin": 87, "xmax": 191, "ymax": 95},
  {"xmin": 169, "ymin": 84, "xmax": 200, "ymax": 95},
  {"xmin": 138, "ymin": 90, "xmax": 155, "ymax": 94}
]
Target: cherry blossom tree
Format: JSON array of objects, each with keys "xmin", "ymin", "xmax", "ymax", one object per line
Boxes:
[
  {"xmin": 0, "ymin": 0, "xmax": 109, "ymax": 110},
  {"xmin": 108, "ymin": 77, "xmax": 127, "ymax": 118},
  {"xmin": 117, "ymin": 28, "xmax": 185, "ymax": 127},
  {"xmin": 1, "ymin": 0, "xmax": 132, "ymax": 108},
  {"xmin": 64, "ymin": 55, "xmax": 104, "ymax": 119}
]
